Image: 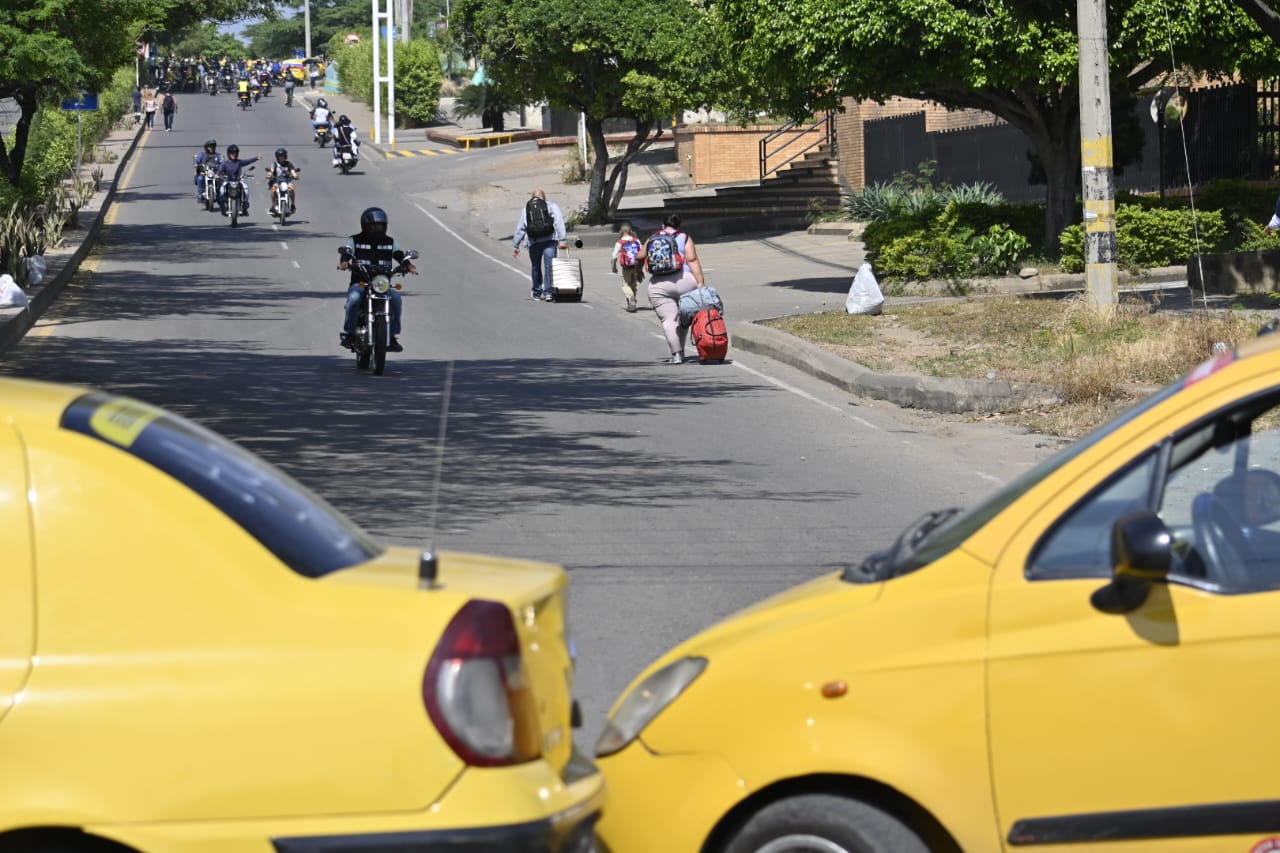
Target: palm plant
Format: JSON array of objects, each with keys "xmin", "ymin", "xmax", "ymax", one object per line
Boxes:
[{"xmin": 452, "ymin": 81, "xmax": 521, "ymax": 132}]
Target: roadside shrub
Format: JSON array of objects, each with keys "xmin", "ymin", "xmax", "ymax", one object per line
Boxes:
[
  {"xmin": 862, "ymin": 212, "xmax": 934, "ymax": 263},
  {"xmin": 1057, "ymin": 204, "xmax": 1228, "ymax": 272},
  {"xmin": 333, "ymin": 36, "xmax": 373, "ymax": 106},
  {"xmin": 394, "ymin": 39, "xmax": 443, "ymax": 126},
  {"xmin": 973, "ymin": 224, "xmax": 1031, "ymax": 276}
]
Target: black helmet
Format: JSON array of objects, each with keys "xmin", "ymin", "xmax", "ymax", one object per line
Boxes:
[
  {"xmin": 360, "ymin": 207, "xmax": 388, "ymax": 236},
  {"xmin": 338, "ymin": 115, "xmax": 350, "ymax": 127},
  {"xmin": 275, "ymin": 147, "xmax": 288, "ymax": 160},
  {"xmin": 204, "ymin": 139, "xmax": 217, "ymax": 152},
  {"xmin": 226, "ymin": 144, "xmax": 240, "ymax": 157},
  {"xmin": 317, "ymin": 97, "xmax": 328, "ymax": 108}
]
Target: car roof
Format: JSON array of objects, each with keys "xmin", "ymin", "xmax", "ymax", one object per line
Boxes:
[{"xmin": 0, "ymin": 377, "xmax": 89, "ymax": 428}]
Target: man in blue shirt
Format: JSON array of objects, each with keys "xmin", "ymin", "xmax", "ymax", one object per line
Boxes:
[{"xmin": 215, "ymin": 145, "xmax": 262, "ymax": 217}]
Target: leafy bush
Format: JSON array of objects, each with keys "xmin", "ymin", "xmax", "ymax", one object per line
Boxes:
[
  {"xmin": 333, "ymin": 37, "xmax": 373, "ymax": 106},
  {"xmin": 973, "ymin": 224, "xmax": 1031, "ymax": 276},
  {"xmin": 1057, "ymin": 204, "xmax": 1228, "ymax": 273},
  {"xmin": 454, "ymin": 81, "xmax": 521, "ymax": 131},
  {"xmin": 395, "ymin": 39, "xmax": 443, "ymax": 126}
]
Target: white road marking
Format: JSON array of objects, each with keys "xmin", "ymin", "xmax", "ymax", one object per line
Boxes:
[{"xmin": 734, "ymin": 359, "xmax": 880, "ymax": 428}]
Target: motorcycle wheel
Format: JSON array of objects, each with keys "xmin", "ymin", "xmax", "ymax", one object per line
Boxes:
[
  {"xmin": 373, "ymin": 316, "xmax": 388, "ymax": 376},
  {"xmin": 341, "ymin": 160, "xmax": 351, "ymax": 175},
  {"xmin": 278, "ymin": 202, "xmax": 287, "ymax": 227},
  {"xmin": 356, "ymin": 348, "xmax": 371, "ymax": 370},
  {"xmin": 230, "ymin": 203, "xmax": 239, "ymax": 227}
]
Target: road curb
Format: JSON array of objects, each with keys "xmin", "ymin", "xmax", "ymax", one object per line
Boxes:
[
  {"xmin": 0, "ymin": 123, "xmax": 144, "ymax": 358},
  {"xmin": 732, "ymin": 321, "xmax": 1061, "ymax": 414}
]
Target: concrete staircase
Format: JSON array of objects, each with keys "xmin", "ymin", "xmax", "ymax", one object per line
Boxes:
[{"xmin": 616, "ymin": 145, "xmax": 846, "ymax": 238}]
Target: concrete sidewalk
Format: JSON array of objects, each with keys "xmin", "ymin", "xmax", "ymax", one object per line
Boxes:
[{"xmin": 1, "ymin": 90, "xmax": 1193, "ymax": 417}]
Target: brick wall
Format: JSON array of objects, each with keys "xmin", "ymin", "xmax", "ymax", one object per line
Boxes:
[
  {"xmin": 674, "ymin": 123, "xmax": 826, "ymax": 185},
  {"xmin": 835, "ymin": 96, "xmax": 1004, "ymax": 191}
]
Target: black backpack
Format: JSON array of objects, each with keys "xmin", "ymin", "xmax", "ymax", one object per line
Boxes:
[
  {"xmin": 525, "ymin": 196, "xmax": 554, "ymax": 239},
  {"xmin": 162, "ymin": 92, "xmax": 175, "ymax": 111}
]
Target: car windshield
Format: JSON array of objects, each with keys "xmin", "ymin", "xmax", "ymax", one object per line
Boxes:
[
  {"xmin": 843, "ymin": 378, "xmax": 1187, "ymax": 583},
  {"xmin": 62, "ymin": 392, "xmax": 382, "ymax": 578}
]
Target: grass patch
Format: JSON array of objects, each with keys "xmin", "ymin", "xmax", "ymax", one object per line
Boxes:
[{"xmin": 764, "ymin": 293, "xmax": 1280, "ymax": 437}]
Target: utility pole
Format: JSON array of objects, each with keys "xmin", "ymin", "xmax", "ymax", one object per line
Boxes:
[
  {"xmin": 304, "ymin": 0, "xmax": 312, "ymax": 59},
  {"xmin": 1077, "ymin": 0, "xmax": 1118, "ymax": 307},
  {"xmin": 399, "ymin": 0, "xmax": 413, "ymax": 42}
]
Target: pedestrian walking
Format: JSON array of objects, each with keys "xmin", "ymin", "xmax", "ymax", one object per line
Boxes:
[
  {"xmin": 142, "ymin": 89, "xmax": 157, "ymax": 130},
  {"xmin": 309, "ymin": 64, "xmax": 319, "ymax": 90},
  {"xmin": 131, "ymin": 87, "xmax": 142, "ymax": 127},
  {"xmin": 512, "ymin": 189, "xmax": 567, "ymax": 301},
  {"xmin": 611, "ymin": 223, "xmax": 644, "ymax": 312},
  {"xmin": 637, "ymin": 213, "xmax": 705, "ymax": 363},
  {"xmin": 161, "ymin": 89, "xmax": 177, "ymax": 131}
]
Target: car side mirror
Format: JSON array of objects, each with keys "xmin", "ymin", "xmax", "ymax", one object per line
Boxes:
[{"xmin": 1091, "ymin": 511, "xmax": 1172, "ymax": 614}]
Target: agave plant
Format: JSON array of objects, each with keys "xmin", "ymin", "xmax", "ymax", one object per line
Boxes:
[{"xmin": 452, "ymin": 81, "xmax": 521, "ymax": 132}]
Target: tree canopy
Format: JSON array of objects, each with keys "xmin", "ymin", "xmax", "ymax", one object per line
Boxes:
[
  {"xmin": 716, "ymin": 0, "xmax": 1280, "ymax": 251},
  {"xmin": 0, "ymin": 0, "xmax": 272, "ymax": 193},
  {"xmin": 453, "ymin": 0, "xmax": 724, "ymax": 222}
]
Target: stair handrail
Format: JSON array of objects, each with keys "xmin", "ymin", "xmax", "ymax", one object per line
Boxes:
[{"xmin": 759, "ymin": 111, "xmax": 835, "ymax": 182}]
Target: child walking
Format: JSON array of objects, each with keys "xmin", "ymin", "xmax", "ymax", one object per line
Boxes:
[{"xmin": 611, "ymin": 223, "xmax": 644, "ymax": 312}]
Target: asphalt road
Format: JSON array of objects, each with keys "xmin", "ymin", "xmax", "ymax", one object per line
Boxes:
[{"xmin": 1, "ymin": 92, "xmax": 1061, "ymax": 744}]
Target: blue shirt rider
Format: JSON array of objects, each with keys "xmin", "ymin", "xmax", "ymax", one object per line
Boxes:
[{"xmin": 214, "ymin": 145, "xmax": 262, "ymax": 216}]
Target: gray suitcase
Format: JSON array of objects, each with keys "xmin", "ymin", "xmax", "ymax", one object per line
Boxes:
[{"xmin": 549, "ymin": 248, "xmax": 584, "ymax": 302}]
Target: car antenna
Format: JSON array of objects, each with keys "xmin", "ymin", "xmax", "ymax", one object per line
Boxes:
[{"xmin": 419, "ymin": 360, "xmax": 454, "ymax": 590}]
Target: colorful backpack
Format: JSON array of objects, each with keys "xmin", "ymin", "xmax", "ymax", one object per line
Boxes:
[
  {"xmin": 617, "ymin": 237, "xmax": 641, "ymax": 268},
  {"xmin": 645, "ymin": 231, "xmax": 684, "ymax": 275}
]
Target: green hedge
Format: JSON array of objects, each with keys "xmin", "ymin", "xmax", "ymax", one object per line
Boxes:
[
  {"xmin": 331, "ymin": 35, "xmax": 440, "ymax": 127},
  {"xmin": 1057, "ymin": 205, "xmax": 1229, "ymax": 273}
]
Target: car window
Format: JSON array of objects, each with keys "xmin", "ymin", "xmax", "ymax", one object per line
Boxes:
[
  {"xmin": 62, "ymin": 392, "xmax": 382, "ymax": 578},
  {"xmin": 1030, "ymin": 389, "xmax": 1280, "ymax": 593}
]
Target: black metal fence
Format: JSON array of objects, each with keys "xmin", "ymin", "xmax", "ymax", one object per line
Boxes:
[{"xmin": 862, "ymin": 80, "xmax": 1280, "ymax": 203}]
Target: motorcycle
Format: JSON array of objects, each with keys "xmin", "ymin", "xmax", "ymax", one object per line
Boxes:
[
  {"xmin": 259, "ymin": 76, "xmax": 271, "ymax": 96},
  {"xmin": 238, "ymin": 90, "xmax": 251, "ymax": 110},
  {"xmin": 315, "ymin": 122, "xmax": 331, "ymax": 148},
  {"xmin": 270, "ymin": 171, "xmax": 297, "ymax": 226},
  {"xmin": 206, "ymin": 74, "xmax": 218, "ymax": 95},
  {"xmin": 334, "ymin": 140, "xmax": 359, "ymax": 174},
  {"xmin": 223, "ymin": 167, "xmax": 254, "ymax": 228},
  {"xmin": 202, "ymin": 163, "xmax": 219, "ymax": 212},
  {"xmin": 284, "ymin": 86, "xmax": 294, "ymax": 107},
  {"xmin": 339, "ymin": 249, "xmax": 419, "ymax": 376},
  {"xmin": 251, "ymin": 82, "xmax": 262, "ymax": 102}
]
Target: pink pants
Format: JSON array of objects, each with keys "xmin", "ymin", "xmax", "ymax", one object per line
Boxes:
[{"xmin": 647, "ymin": 271, "xmax": 699, "ymax": 355}]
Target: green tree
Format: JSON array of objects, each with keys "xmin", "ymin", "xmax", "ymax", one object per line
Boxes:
[
  {"xmin": 717, "ymin": 0, "xmax": 1280, "ymax": 253},
  {"xmin": 453, "ymin": 0, "xmax": 722, "ymax": 223},
  {"xmin": 1, "ymin": 0, "xmax": 273, "ymax": 194},
  {"xmin": 173, "ymin": 23, "xmax": 250, "ymax": 61}
]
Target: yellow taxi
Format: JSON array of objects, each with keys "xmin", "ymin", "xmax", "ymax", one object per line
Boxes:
[
  {"xmin": 596, "ymin": 328, "xmax": 1280, "ymax": 852},
  {"xmin": 0, "ymin": 378, "xmax": 601, "ymax": 852}
]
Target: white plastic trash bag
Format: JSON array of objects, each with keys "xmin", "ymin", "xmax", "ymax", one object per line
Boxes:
[
  {"xmin": 25, "ymin": 255, "xmax": 45, "ymax": 287},
  {"xmin": 0, "ymin": 274, "xmax": 29, "ymax": 309},
  {"xmin": 845, "ymin": 263, "xmax": 884, "ymax": 315}
]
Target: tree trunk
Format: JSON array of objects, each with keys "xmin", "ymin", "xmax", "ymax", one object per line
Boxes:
[
  {"xmin": 585, "ymin": 118, "xmax": 661, "ymax": 224},
  {"xmin": 0, "ymin": 87, "xmax": 39, "ymax": 191}
]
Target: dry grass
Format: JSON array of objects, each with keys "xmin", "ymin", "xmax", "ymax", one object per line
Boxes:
[{"xmin": 764, "ymin": 293, "xmax": 1280, "ymax": 438}]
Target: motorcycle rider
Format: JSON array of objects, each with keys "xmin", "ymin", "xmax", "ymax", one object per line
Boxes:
[
  {"xmin": 310, "ymin": 97, "xmax": 332, "ymax": 141},
  {"xmin": 215, "ymin": 144, "xmax": 262, "ymax": 217},
  {"xmin": 237, "ymin": 75, "xmax": 250, "ymax": 107},
  {"xmin": 338, "ymin": 207, "xmax": 416, "ymax": 352},
  {"xmin": 193, "ymin": 138, "xmax": 223, "ymax": 204},
  {"xmin": 283, "ymin": 74, "xmax": 295, "ymax": 106},
  {"xmin": 266, "ymin": 147, "xmax": 301, "ymax": 216},
  {"xmin": 332, "ymin": 115, "xmax": 359, "ymax": 167}
]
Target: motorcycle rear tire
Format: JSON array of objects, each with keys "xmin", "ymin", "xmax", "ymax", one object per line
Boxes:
[
  {"xmin": 373, "ymin": 316, "xmax": 388, "ymax": 376},
  {"xmin": 341, "ymin": 161, "xmax": 351, "ymax": 175}
]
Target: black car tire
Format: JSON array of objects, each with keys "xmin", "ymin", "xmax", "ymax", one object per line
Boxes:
[{"xmin": 724, "ymin": 795, "xmax": 930, "ymax": 853}]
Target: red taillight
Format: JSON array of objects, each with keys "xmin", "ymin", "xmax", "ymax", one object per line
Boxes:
[{"xmin": 423, "ymin": 599, "xmax": 541, "ymax": 767}]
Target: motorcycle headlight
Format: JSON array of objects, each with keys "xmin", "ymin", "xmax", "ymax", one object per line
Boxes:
[
  {"xmin": 371, "ymin": 274, "xmax": 392, "ymax": 295},
  {"xmin": 595, "ymin": 656, "xmax": 707, "ymax": 758}
]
